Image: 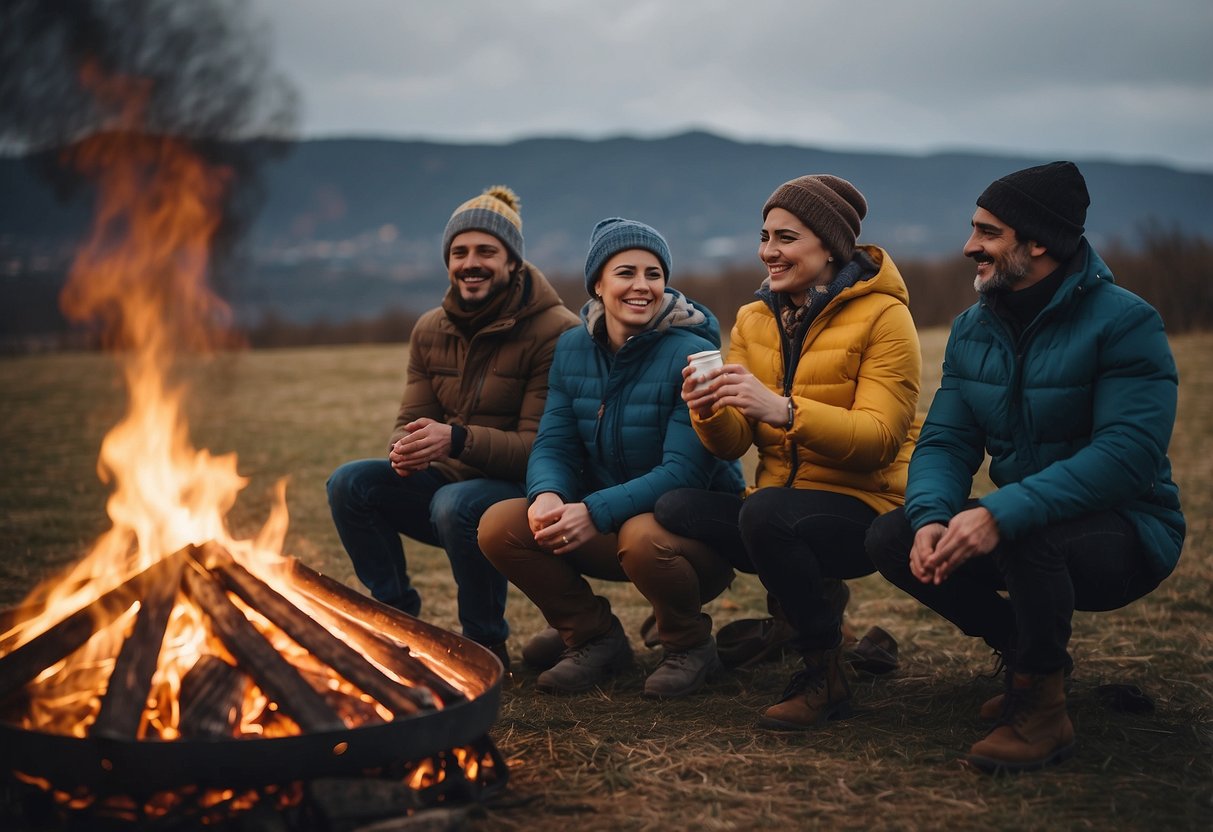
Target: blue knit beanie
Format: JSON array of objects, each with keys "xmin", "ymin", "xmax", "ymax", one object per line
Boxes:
[{"xmin": 584, "ymin": 217, "xmax": 672, "ymax": 297}]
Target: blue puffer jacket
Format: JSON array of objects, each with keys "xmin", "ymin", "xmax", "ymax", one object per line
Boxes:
[
  {"xmin": 906, "ymin": 242, "xmax": 1184, "ymax": 581},
  {"xmin": 527, "ymin": 288, "xmax": 746, "ymax": 532}
]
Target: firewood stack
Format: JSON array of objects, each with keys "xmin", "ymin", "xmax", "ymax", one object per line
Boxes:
[{"xmin": 0, "ymin": 543, "xmax": 467, "ymax": 743}]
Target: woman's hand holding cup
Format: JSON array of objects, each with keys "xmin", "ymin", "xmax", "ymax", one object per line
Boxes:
[{"xmin": 683, "ymin": 349, "xmax": 724, "ymax": 417}]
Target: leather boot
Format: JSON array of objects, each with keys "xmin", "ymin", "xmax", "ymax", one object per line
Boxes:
[
  {"xmin": 979, "ymin": 653, "xmax": 1073, "ymax": 720},
  {"xmin": 536, "ymin": 617, "xmax": 633, "ymax": 694},
  {"xmin": 967, "ymin": 670, "xmax": 1075, "ymax": 773},
  {"xmin": 757, "ymin": 647, "xmax": 852, "ymax": 731},
  {"xmin": 643, "ymin": 638, "xmax": 722, "ymax": 699}
]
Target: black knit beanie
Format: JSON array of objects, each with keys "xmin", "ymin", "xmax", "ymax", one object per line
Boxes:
[
  {"xmin": 762, "ymin": 174, "xmax": 867, "ymax": 262},
  {"xmin": 976, "ymin": 161, "xmax": 1089, "ymax": 261}
]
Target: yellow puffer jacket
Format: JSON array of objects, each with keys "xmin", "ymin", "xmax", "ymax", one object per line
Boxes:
[{"xmin": 692, "ymin": 245, "xmax": 921, "ymax": 515}]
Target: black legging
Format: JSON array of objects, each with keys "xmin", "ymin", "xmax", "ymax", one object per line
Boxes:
[{"xmin": 655, "ymin": 487, "xmax": 877, "ymax": 652}]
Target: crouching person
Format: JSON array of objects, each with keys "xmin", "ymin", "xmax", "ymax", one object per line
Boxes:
[
  {"xmin": 866, "ymin": 162, "xmax": 1185, "ymax": 773},
  {"xmin": 479, "ymin": 218, "xmax": 745, "ymax": 697},
  {"xmin": 656, "ymin": 174, "xmax": 921, "ymax": 730},
  {"xmin": 326, "ymin": 186, "xmax": 578, "ymax": 668}
]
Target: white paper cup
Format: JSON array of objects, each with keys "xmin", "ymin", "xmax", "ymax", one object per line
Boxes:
[{"xmin": 687, "ymin": 349, "xmax": 723, "ymax": 391}]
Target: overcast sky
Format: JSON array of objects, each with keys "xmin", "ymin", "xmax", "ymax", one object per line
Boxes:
[{"xmin": 250, "ymin": 0, "xmax": 1213, "ymax": 172}]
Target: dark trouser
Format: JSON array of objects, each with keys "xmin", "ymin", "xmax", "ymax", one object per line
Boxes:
[
  {"xmin": 865, "ymin": 502, "xmax": 1161, "ymax": 674},
  {"xmin": 326, "ymin": 459, "xmax": 524, "ymax": 644},
  {"xmin": 656, "ymin": 487, "xmax": 878, "ymax": 653},
  {"xmin": 478, "ymin": 499, "xmax": 734, "ymax": 650}
]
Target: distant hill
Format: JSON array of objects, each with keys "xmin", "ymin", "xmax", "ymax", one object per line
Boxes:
[{"xmin": 2, "ymin": 131, "xmax": 1211, "ymax": 333}]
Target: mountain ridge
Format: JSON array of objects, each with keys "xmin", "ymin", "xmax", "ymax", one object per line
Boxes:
[{"xmin": 2, "ymin": 130, "xmax": 1209, "ymax": 329}]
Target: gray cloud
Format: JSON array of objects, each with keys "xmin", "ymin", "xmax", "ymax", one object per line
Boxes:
[{"xmin": 251, "ymin": 0, "xmax": 1213, "ymax": 170}]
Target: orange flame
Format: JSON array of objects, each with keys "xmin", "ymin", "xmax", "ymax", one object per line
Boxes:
[
  {"xmin": 1, "ymin": 63, "xmax": 470, "ymax": 755},
  {"xmin": 5, "ymin": 62, "xmax": 293, "ymax": 738}
]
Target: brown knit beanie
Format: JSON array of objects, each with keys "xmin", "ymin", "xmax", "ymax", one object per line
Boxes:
[{"xmin": 763, "ymin": 175, "xmax": 867, "ymax": 262}]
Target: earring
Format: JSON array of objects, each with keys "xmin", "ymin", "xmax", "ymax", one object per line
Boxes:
[{"xmin": 827, "ymin": 256, "xmax": 834, "ymax": 263}]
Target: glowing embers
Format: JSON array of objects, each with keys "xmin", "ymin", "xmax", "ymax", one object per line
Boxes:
[{"xmin": 9, "ymin": 735, "xmax": 507, "ymax": 829}]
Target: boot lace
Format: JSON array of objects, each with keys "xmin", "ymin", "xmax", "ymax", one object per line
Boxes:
[
  {"xmin": 777, "ymin": 666, "xmax": 826, "ymax": 703},
  {"xmin": 659, "ymin": 648, "xmax": 696, "ymax": 671},
  {"xmin": 563, "ymin": 632, "xmax": 612, "ymax": 665},
  {"xmin": 981, "ymin": 646, "xmax": 1014, "ymax": 681}
]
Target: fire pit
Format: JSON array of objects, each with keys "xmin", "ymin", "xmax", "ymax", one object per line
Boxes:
[{"xmin": 0, "ymin": 545, "xmax": 503, "ymax": 798}]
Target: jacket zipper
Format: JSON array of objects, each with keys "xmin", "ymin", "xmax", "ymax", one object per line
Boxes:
[
  {"xmin": 463, "ymin": 317, "xmax": 516, "ymax": 420},
  {"xmin": 771, "ymin": 300, "xmax": 802, "ymax": 488}
]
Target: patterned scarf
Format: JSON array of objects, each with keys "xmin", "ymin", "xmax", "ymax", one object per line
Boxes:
[{"xmin": 778, "ymin": 258, "xmax": 864, "ymax": 343}]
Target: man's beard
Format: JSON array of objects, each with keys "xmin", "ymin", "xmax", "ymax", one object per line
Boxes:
[
  {"xmin": 454, "ymin": 268, "xmax": 509, "ymax": 311},
  {"xmin": 973, "ymin": 242, "xmax": 1032, "ymax": 294}
]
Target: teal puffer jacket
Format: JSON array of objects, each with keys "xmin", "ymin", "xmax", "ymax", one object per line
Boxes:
[
  {"xmin": 527, "ymin": 288, "xmax": 746, "ymax": 532},
  {"xmin": 905, "ymin": 242, "xmax": 1184, "ymax": 580}
]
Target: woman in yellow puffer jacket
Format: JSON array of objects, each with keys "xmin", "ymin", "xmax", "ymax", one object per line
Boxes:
[{"xmin": 654, "ymin": 174, "xmax": 921, "ymax": 730}]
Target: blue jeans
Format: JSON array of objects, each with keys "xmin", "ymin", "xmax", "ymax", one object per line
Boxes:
[{"xmin": 326, "ymin": 459, "xmax": 524, "ymax": 644}]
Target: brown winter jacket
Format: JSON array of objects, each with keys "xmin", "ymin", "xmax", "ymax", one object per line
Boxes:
[{"xmin": 391, "ymin": 262, "xmax": 579, "ymax": 483}]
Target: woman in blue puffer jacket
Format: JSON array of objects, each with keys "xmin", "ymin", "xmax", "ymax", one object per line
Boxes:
[{"xmin": 479, "ymin": 218, "xmax": 745, "ymax": 698}]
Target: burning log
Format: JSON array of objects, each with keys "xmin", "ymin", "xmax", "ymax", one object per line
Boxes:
[
  {"xmin": 0, "ymin": 577, "xmax": 94, "ymax": 654},
  {"xmin": 287, "ymin": 561, "xmax": 468, "ymax": 705},
  {"xmin": 178, "ymin": 654, "xmax": 248, "ymax": 739},
  {"xmin": 181, "ymin": 557, "xmax": 345, "ymax": 734},
  {"xmin": 303, "ymin": 604, "xmax": 445, "ymax": 709},
  {"xmin": 0, "ymin": 554, "xmax": 185, "ymax": 704},
  {"xmin": 207, "ymin": 547, "xmax": 428, "ymax": 718},
  {"xmin": 0, "ymin": 548, "xmax": 505, "ymax": 801},
  {"xmin": 92, "ymin": 548, "xmax": 189, "ymax": 739}
]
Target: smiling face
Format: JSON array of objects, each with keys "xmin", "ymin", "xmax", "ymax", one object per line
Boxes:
[
  {"xmin": 447, "ymin": 230, "xmax": 516, "ymax": 309},
  {"xmin": 759, "ymin": 207, "xmax": 835, "ymax": 305},
  {"xmin": 963, "ymin": 207, "xmax": 1039, "ymax": 294},
  {"xmin": 593, "ymin": 248, "xmax": 666, "ymax": 349}
]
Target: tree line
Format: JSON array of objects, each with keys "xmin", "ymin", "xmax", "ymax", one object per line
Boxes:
[{"xmin": 245, "ymin": 224, "xmax": 1212, "ymax": 349}]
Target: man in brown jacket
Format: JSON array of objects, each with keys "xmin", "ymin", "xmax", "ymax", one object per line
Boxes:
[{"xmin": 327, "ymin": 186, "xmax": 578, "ymax": 667}]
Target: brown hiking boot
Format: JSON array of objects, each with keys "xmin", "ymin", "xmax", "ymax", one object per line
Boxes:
[
  {"xmin": 979, "ymin": 653, "xmax": 1073, "ymax": 720},
  {"xmin": 966, "ymin": 670, "xmax": 1075, "ymax": 774},
  {"xmin": 757, "ymin": 647, "xmax": 852, "ymax": 731}
]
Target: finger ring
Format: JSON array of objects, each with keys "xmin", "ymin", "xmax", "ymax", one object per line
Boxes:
[{"xmin": 562, "ymin": 535, "xmax": 570, "ymax": 545}]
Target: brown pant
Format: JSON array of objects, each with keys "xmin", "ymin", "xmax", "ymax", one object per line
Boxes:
[{"xmin": 478, "ymin": 498, "xmax": 734, "ymax": 650}]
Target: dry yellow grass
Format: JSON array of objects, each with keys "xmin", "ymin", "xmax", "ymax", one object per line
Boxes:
[{"xmin": 1, "ymin": 330, "xmax": 1210, "ymax": 831}]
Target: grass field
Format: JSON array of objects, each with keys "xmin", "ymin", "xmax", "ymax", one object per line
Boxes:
[{"xmin": 1, "ymin": 330, "xmax": 1211, "ymax": 831}]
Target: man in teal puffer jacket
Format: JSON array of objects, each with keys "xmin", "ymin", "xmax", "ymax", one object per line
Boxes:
[{"xmin": 866, "ymin": 161, "xmax": 1184, "ymax": 774}]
